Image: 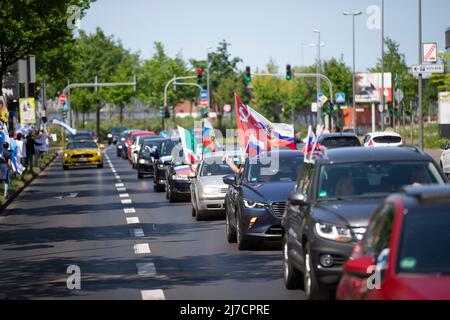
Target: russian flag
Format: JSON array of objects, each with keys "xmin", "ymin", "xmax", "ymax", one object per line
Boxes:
[
  {"xmin": 303, "ymin": 125, "xmax": 316, "ymax": 156},
  {"xmin": 245, "ymin": 134, "xmax": 265, "ymax": 156},
  {"xmin": 174, "ymin": 165, "xmax": 192, "ymax": 175}
]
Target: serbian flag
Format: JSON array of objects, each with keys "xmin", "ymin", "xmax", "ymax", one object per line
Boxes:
[
  {"xmin": 202, "ymin": 118, "xmax": 220, "ymax": 153},
  {"xmin": 177, "ymin": 126, "xmax": 198, "ymax": 164}
]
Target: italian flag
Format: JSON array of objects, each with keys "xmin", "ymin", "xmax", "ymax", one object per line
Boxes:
[{"xmin": 177, "ymin": 126, "xmax": 198, "ymax": 164}]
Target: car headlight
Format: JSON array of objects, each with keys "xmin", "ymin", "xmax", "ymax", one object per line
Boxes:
[
  {"xmin": 97, "ymin": 151, "xmax": 101, "ymax": 156},
  {"xmin": 203, "ymin": 186, "xmax": 220, "ymax": 195},
  {"xmin": 158, "ymin": 164, "xmax": 165, "ymax": 169},
  {"xmin": 172, "ymin": 174, "xmax": 188, "ymax": 180},
  {"xmin": 315, "ymin": 222, "xmax": 352, "ymax": 243},
  {"xmin": 64, "ymin": 153, "xmax": 68, "ymax": 157},
  {"xmin": 243, "ymin": 199, "xmax": 266, "ymax": 208},
  {"xmin": 139, "ymin": 159, "xmax": 149, "ymax": 164},
  {"xmin": 118, "ymin": 145, "xmax": 123, "ymax": 149},
  {"xmin": 107, "ymin": 134, "xmax": 112, "ymax": 138}
]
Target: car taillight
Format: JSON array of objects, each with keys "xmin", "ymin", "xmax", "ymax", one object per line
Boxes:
[{"xmin": 368, "ymin": 140, "xmax": 373, "ymax": 147}]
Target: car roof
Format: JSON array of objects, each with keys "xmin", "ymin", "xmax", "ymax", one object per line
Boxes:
[
  {"xmin": 131, "ymin": 131, "xmax": 155, "ymax": 137},
  {"xmin": 402, "ymin": 184, "xmax": 450, "ymax": 203},
  {"xmin": 315, "ymin": 146, "xmax": 432, "ymax": 163},
  {"xmin": 366, "ymin": 131, "xmax": 401, "ymax": 137},
  {"xmin": 319, "ymin": 133, "xmax": 359, "ymax": 138}
]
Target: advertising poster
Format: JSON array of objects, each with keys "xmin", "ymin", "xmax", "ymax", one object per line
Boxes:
[
  {"xmin": 19, "ymin": 97, "xmax": 36, "ymax": 124},
  {"xmin": 355, "ymin": 73, "xmax": 392, "ymax": 103}
]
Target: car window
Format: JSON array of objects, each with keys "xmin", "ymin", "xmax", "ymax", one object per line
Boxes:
[
  {"xmin": 297, "ymin": 163, "xmax": 314, "ymax": 195},
  {"xmin": 67, "ymin": 141, "xmax": 98, "ymax": 149},
  {"xmin": 397, "ymin": 205, "xmax": 450, "ymax": 275},
  {"xmin": 201, "ymin": 162, "xmax": 235, "ymax": 176},
  {"xmin": 317, "ymin": 161, "xmax": 445, "ymax": 200},
  {"xmin": 245, "ymin": 156, "xmax": 303, "ymax": 183},
  {"xmin": 373, "ymin": 136, "xmax": 402, "ymax": 143},
  {"xmin": 320, "ymin": 136, "xmax": 361, "ymax": 148}
]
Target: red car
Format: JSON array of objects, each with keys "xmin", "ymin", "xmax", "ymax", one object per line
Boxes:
[
  {"xmin": 126, "ymin": 131, "xmax": 156, "ymax": 160},
  {"xmin": 337, "ymin": 184, "xmax": 450, "ymax": 300}
]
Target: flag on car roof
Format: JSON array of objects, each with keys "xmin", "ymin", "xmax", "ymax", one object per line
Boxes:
[{"xmin": 177, "ymin": 126, "xmax": 198, "ymax": 164}]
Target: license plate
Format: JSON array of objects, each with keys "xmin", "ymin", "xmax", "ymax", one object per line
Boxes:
[{"xmin": 78, "ymin": 157, "xmax": 88, "ymax": 162}]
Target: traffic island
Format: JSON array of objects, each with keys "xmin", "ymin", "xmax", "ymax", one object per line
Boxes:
[{"xmin": 0, "ymin": 151, "xmax": 58, "ymax": 211}]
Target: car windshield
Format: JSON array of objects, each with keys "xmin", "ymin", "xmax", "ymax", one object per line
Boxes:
[
  {"xmin": 397, "ymin": 206, "xmax": 450, "ymax": 275},
  {"xmin": 112, "ymin": 127, "xmax": 127, "ymax": 135},
  {"xmin": 373, "ymin": 136, "xmax": 402, "ymax": 143},
  {"xmin": 67, "ymin": 141, "xmax": 97, "ymax": 149},
  {"xmin": 70, "ymin": 133, "xmax": 93, "ymax": 140},
  {"xmin": 246, "ymin": 156, "xmax": 304, "ymax": 183},
  {"xmin": 141, "ymin": 141, "xmax": 163, "ymax": 154},
  {"xmin": 321, "ymin": 136, "xmax": 361, "ymax": 148},
  {"xmin": 318, "ymin": 161, "xmax": 445, "ymax": 200},
  {"xmin": 160, "ymin": 140, "xmax": 179, "ymax": 156},
  {"xmin": 201, "ymin": 161, "xmax": 235, "ymax": 176}
]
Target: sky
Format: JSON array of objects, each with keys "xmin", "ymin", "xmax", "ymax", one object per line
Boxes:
[{"xmin": 79, "ymin": 0, "xmax": 450, "ymax": 72}]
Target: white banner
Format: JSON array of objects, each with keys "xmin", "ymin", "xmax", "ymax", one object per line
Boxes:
[
  {"xmin": 51, "ymin": 119, "xmax": 77, "ymax": 135},
  {"xmin": 438, "ymin": 92, "xmax": 450, "ymax": 125}
]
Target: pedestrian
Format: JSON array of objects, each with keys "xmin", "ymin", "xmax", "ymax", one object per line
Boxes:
[
  {"xmin": 25, "ymin": 132, "xmax": 41, "ymax": 171},
  {"xmin": 0, "ymin": 141, "xmax": 15, "ymax": 199}
]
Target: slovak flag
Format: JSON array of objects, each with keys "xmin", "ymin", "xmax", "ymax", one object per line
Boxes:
[{"xmin": 202, "ymin": 118, "xmax": 220, "ymax": 153}]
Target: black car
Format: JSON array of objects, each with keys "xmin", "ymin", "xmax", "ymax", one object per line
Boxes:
[
  {"xmin": 316, "ymin": 133, "xmax": 361, "ymax": 149},
  {"xmin": 108, "ymin": 126, "xmax": 127, "ymax": 145},
  {"xmin": 136, "ymin": 138, "xmax": 166, "ymax": 179},
  {"xmin": 282, "ymin": 146, "xmax": 448, "ymax": 299},
  {"xmin": 223, "ymin": 150, "xmax": 304, "ymax": 250},
  {"xmin": 165, "ymin": 161, "xmax": 194, "ymax": 202},
  {"xmin": 153, "ymin": 138, "xmax": 180, "ymax": 192}
]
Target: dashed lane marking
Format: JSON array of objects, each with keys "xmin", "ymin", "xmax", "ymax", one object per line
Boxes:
[
  {"xmin": 123, "ymin": 208, "xmax": 136, "ymax": 214},
  {"xmin": 134, "ymin": 243, "xmax": 151, "ymax": 254},
  {"xmin": 119, "ymin": 193, "xmax": 130, "ymax": 198},
  {"xmin": 126, "ymin": 217, "xmax": 140, "ymax": 224},
  {"xmin": 115, "ymin": 183, "xmax": 124, "ymax": 187},
  {"xmin": 117, "ymin": 187, "xmax": 126, "ymax": 192},
  {"xmin": 141, "ymin": 289, "xmax": 165, "ymax": 300},
  {"xmin": 121, "ymin": 199, "xmax": 132, "ymax": 204}
]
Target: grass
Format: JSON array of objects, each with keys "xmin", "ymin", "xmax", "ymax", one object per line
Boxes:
[{"xmin": 0, "ymin": 151, "xmax": 57, "ymax": 206}]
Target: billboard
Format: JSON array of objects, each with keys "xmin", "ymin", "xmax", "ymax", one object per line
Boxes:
[
  {"xmin": 19, "ymin": 97, "xmax": 36, "ymax": 124},
  {"xmin": 438, "ymin": 92, "xmax": 450, "ymax": 125},
  {"xmin": 355, "ymin": 72, "xmax": 392, "ymax": 103}
]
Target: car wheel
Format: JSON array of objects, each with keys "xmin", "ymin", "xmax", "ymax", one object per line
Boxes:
[
  {"xmin": 236, "ymin": 215, "xmax": 251, "ymax": 250},
  {"xmin": 166, "ymin": 185, "xmax": 170, "ymax": 199},
  {"xmin": 154, "ymin": 184, "xmax": 164, "ymax": 192},
  {"xmin": 195, "ymin": 208, "xmax": 204, "ymax": 221},
  {"xmin": 97, "ymin": 163, "xmax": 103, "ymax": 169},
  {"xmin": 304, "ymin": 243, "xmax": 333, "ymax": 300},
  {"xmin": 225, "ymin": 208, "xmax": 237, "ymax": 243},
  {"xmin": 169, "ymin": 188, "xmax": 177, "ymax": 203},
  {"xmin": 283, "ymin": 237, "xmax": 303, "ymax": 290},
  {"xmin": 191, "ymin": 206, "xmax": 196, "ymax": 217},
  {"xmin": 117, "ymin": 152, "xmax": 121, "ymax": 157},
  {"xmin": 63, "ymin": 165, "xmax": 69, "ymax": 170}
]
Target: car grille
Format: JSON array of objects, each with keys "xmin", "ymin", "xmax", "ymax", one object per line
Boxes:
[
  {"xmin": 71, "ymin": 154, "xmax": 94, "ymax": 159},
  {"xmin": 220, "ymin": 188, "xmax": 228, "ymax": 194},
  {"xmin": 270, "ymin": 202, "xmax": 286, "ymax": 218}
]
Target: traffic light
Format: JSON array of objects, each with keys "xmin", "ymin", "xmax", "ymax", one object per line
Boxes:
[
  {"xmin": 286, "ymin": 64, "xmax": 292, "ymax": 80},
  {"xmin": 245, "ymin": 66, "xmax": 251, "ymax": 83},
  {"xmin": 169, "ymin": 105, "xmax": 174, "ymax": 117},
  {"xmin": 196, "ymin": 68, "xmax": 203, "ymax": 85},
  {"xmin": 159, "ymin": 106, "xmax": 164, "ymax": 117},
  {"xmin": 61, "ymin": 109, "xmax": 67, "ymax": 119}
]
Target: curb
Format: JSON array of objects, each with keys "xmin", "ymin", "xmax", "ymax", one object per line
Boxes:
[{"xmin": 0, "ymin": 153, "xmax": 58, "ymax": 213}]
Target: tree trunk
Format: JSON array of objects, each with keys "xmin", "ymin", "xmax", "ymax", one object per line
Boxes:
[
  {"xmin": 119, "ymin": 103, "xmax": 124, "ymax": 124},
  {"xmin": 82, "ymin": 109, "xmax": 85, "ymax": 128},
  {"xmin": 96, "ymin": 101, "xmax": 101, "ymax": 141}
]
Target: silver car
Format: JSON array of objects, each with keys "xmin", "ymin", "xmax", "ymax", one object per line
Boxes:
[{"xmin": 190, "ymin": 151, "xmax": 241, "ymax": 221}]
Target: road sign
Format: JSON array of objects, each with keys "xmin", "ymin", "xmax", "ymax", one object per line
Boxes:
[
  {"xmin": 200, "ymin": 89, "xmax": 208, "ymax": 107},
  {"xmin": 395, "ymin": 89, "xmax": 404, "ymax": 103},
  {"xmin": 411, "ymin": 64, "xmax": 444, "ymax": 74},
  {"xmin": 335, "ymin": 92, "xmax": 346, "ymax": 103},
  {"xmin": 59, "ymin": 95, "xmax": 67, "ymax": 104},
  {"xmin": 423, "ymin": 42, "xmax": 437, "ymax": 63},
  {"xmin": 311, "ymin": 102, "xmax": 318, "ymax": 113},
  {"xmin": 318, "ymin": 93, "xmax": 328, "ymax": 105},
  {"xmin": 378, "ymin": 104, "xmax": 384, "ymax": 113}
]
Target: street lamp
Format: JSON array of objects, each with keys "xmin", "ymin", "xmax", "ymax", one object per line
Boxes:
[
  {"xmin": 343, "ymin": 10, "xmax": 362, "ymax": 133},
  {"xmin": 206, "ymin": 46, "xmax": 212, "ymax": 112},
  {"xmin": 310, "ymin": 29, "xmax": 325, "ymax": 127}
]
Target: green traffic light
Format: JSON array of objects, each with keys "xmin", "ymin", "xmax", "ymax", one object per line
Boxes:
[
  {"xmin": 286, "ymin": 75, "xmax": 292, "ymax": 80},
  {"xmin": 245, "ymin": 76, "xmax": 251, "ymax": 83}
]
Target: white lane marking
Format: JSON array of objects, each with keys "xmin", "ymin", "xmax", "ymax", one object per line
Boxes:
[
  {"xmin": 133, "ymin": 228, "xmax": 145, "ymax": 237},
  {"xmin": 121, "ymin": 198, "xmax": 132, "ymax": 204},
  {"xmin": 117, "ymin": 187, "xmax": 126, "ymax": 192},
  {"xmin": 119, "ymin": 193, "xmax": 130, "ymax": 198},
  {"xmin": 126, "ymin": 217, "xmax": 140, "ymax": 224},
  {"xmin": 115, "ymin": 183, "xmax": 124, "ymax": 187},
  {"xmin": 141, "ymin": 289, "xmax": 165, "ymax": 300},
  {"xmin": 67, "ymin": 192, "xmax": 78, "ymax": 198},
  {"xmin": 134, "ymin": 243, "xmax": 151, "ymax": 254},
  {"xmin": 123, "ymin": 208, "xmax": 136, "ymax": 214},
  {"xmin": 115, "ymin": 175, "xmax": 121, "ymax": 179},
  {"xmin": 136, "ymin": 263, "xmax": 156, "ymax": 275}
]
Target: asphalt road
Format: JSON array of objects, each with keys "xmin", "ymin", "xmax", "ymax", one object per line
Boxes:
[{"xmin": 0, "ymin": 147, "xmax": 305, "ymax": 300}]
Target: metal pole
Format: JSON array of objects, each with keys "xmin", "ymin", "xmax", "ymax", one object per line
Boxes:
[
  {"xmin": 317, "ymin": 31, "xmax": 322, "ymax": 127},
  {"xmin": 352, "ymin": 14, "xmax": 357, "ymax": 133},
  {"xmin": 381, "ymin": 0, "xmax": 385, "ymax": 131},
  {"xmin": 418, "ymin": 0, "xmax": 424, "ymax": 150},
  {"xmin": 206, "ymin": 48, "xmax": 211, "ymax": 111}
]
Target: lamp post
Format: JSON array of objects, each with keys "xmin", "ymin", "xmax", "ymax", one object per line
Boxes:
[
  {"xmin": 206, "ymin": 46, "xmax": 212, "ymax": 112},
  {"xmin": 310, "ymin": 29, "xmax": 325, "ymax": 127},
  {"xmin": 343, "ymin": 10, "xmax": 362, "ymax": 133},
  {"xmin": 381, "ymin": 0, "xmax": 385, "ymax": 131}
]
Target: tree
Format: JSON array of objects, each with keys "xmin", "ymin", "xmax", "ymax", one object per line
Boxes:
[
  {"xmin": 0, "ymin": 0, "xmax": 95, "ymax": 94},
  {"xmin": 431, "ymin": 52, "xmax": 450, "ymax": 92}
]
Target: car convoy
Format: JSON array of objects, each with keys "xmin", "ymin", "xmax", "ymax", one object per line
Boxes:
[{"xmin": 66, "ymin": 127, "xmax": 450, "ymax": 299}]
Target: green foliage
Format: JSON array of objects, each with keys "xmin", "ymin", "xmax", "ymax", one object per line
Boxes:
[{"xmin": 431, "ymin": 52, "xmax": 450, "ymax": 92}]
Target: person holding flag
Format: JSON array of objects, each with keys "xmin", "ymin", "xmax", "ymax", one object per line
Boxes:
[{"xmin": 202, "ymin": 118, "xmax": 221, "ymax": 153}]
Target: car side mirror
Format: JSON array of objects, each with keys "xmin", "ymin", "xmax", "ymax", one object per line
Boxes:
[
  {"xmin": 188, "ymin": 172, "xmax": 196, "ymax": 180},
  {"xmin": 288, "ymin": 192, "xmax": 308, "ymax": 206},
  {"xmin": 99, "ymin": 144, "xmax": 105, "ymax": 149},
  {"xmin": 163, "ymin": 159, "xmax": 171, "ymax": 165},
  {"xmin": 223, "ymin": 174, "xmax": 236, "ymax": 185},
  {"xmin": 343, "ymin": 256, "xmax": 375, "ymax": 277}
]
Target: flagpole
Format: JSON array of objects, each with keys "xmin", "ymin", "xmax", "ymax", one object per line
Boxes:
[{"xmin": 201, "ymin": 118, "xmax": 205, "ymax": 159}]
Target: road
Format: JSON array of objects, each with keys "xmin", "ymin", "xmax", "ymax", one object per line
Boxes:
[{"xmin": 0, "ymin": 147, "xmax": 305, "ymax": 300}]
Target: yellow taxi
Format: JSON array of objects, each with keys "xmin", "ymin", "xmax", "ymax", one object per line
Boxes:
[{"xmin": 62, "ymin": 140, "xmax": 104, "ymax": 170}]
